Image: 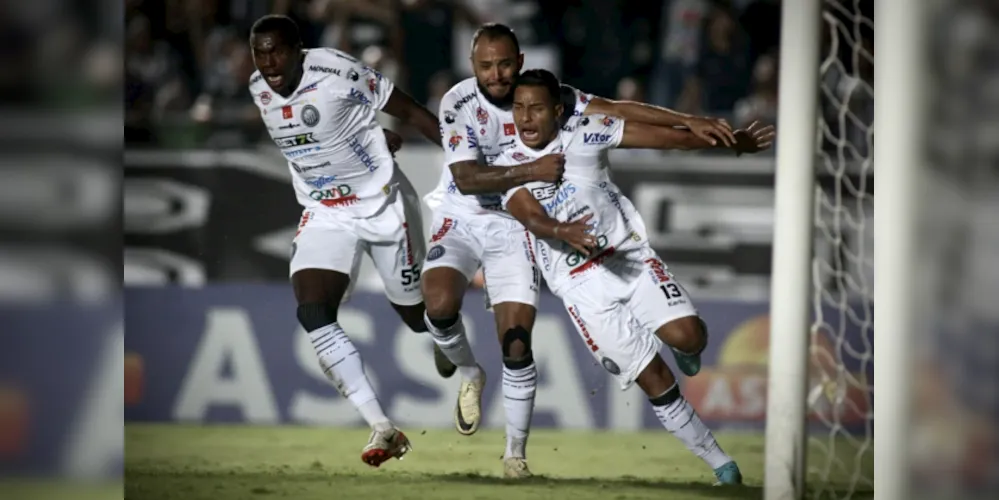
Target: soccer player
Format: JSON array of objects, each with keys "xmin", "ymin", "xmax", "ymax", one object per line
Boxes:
[
  {"xmin": 422, "ymin": 23, "xmax": 740, "ymax": 478},
  {"xmin": 495, "ymin": 68, "xmax": 774, "ymax": 484},
  {"xmin": 247, "ymin": 14, "xmax": 446, "ymax": 468}
]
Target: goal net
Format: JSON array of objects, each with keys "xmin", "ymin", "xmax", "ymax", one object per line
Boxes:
[{"xmin": 807, "ymin": 0, "xmax": 874, "ymax": 497}]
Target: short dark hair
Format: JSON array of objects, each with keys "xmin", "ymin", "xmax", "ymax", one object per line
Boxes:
[
  {"xmin": 471, "ymin": 23, "xmax": 520, "ymax": 54},
  {"xmin": 513, "ymin": 69, "xmax": 561, "ymax": 104},
  {"xmin": 250, "ymin": 15, "xmax": 302, "ymax": 46}
]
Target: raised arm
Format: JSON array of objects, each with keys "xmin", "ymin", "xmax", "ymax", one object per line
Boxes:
[
  {"xmin": 584, "ymin": 96, "xmax": 736, "ymax": 147},
  {"xmin": 618, "ymin": 120, "xmax": 774, "ymax": 154},
  {"xmin": 504, "ymin": 188, "xmax": 596, "ymax": 254},
  {"xmin": 381, "ymin": 88, "xmax": 443, "ymax": 148}
]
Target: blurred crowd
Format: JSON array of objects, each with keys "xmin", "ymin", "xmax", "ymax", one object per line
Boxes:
[{"xmin": 124, "ymin": 0, "xmax": 872, "ymax": 154}]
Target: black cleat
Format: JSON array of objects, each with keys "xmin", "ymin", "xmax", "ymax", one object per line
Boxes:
[{"xmin": 433, "ymin": 343, "xmax": 457, "ymax": 379}]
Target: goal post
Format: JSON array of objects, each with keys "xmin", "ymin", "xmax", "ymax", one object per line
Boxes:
[{"xmin": 764, "ymin": 0, "xmax": 823, "ymax": 499}]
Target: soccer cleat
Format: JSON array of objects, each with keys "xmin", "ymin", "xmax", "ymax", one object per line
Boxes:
[
  {"xmin": 433, "ymin": 343, "xmax": 457, "ymax": 379},
  {"xmin": 503, "ymin": 457, "xmax": 533, "ymax": 478},
  {"xmin": 360, "ymin": 427, "xmax": 412, "ymax": 468},
  {"xmin": 454, "ymin": 366, "xmax": 486, "ymax": 435},
  {"xmin": 712, "ymin": 461, "xmax": 743, "ymax": 485},
  {"xmin": 671, "ymin": 347, "xmax": 702, "ymax": 377}
]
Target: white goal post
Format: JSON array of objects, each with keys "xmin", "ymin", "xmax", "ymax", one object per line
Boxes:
[{"xmin": 766, "ymin": 0, "xmax": 931, "ymax": 499}]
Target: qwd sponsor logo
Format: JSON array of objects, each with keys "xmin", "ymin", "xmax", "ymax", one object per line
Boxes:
[
  {"xmin": 565, "ymin": 234, "xmax": 610, "ymax": 268},
  {"xmin": 309, "ymin": 65, "xmax": 340, "ymax": 76},
  {"xmin": 542, "ymin": 183, "xmax": 577, "ymax": 214},
  {"xmin": 583, "ymin": 132, "xmax": 612, "ymax": 144},
  {"xmin": 274, "ymin": 133, "xmax": 318, "ymax": 149},
  {"xmin": 309, "ymin": 185, "xmax": 358, "ymax": 207},
  {"xmin": 304, "ymin": 175, "xmax": 338, "ymax": 189},
  {"xmin": 347, "ymin": 136, "xmax": 378, "ymax": 172},
  {"xmin": 349, "ymin": 88, "xmax": 372, "ymax": 106}
]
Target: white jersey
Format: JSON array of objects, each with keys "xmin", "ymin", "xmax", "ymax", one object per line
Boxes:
[
  {"xmin": 496, "ymin": 115, "xmax": 650, "ymax": 295},
  {"xmin": 250, "ymin": 48, "xmax": 398, "ymax": 217},
  {"xmin": 426, "ymin": 77, "xmax": 594, "ymax": 214}
]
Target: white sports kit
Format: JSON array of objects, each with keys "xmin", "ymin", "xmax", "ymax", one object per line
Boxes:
[
  {"xmin": 424, "ymin": 77, "xmax": 592, "ymax": 307},
  {"xmin": 250, "ymin": 48, "xmax": 424, "ymax": 305},
  {"xmin": 495, "ymin": 115, "xmax": 700, "ymax": 389}
]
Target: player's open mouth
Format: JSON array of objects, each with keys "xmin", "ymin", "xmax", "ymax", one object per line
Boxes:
[
  {"xmin": 266, "ymin": 75, "xmax": 284, "ymax": 87},
  {"xmin": 521, "ymin": 130, "xmax": 539, "ymax": 141}
]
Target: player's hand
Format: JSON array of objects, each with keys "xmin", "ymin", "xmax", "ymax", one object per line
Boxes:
[
  {"xmin": 554, "ymin": 214, "xmax": 597, "ymax": 255},
  {"xmin": 383, "ymin": 129, "xmax": 404, "ymax": 154},
  {"xmin": 683, "ymin": 116, "xmax": 736, "ymax": 147},
  {"xmin": 530, "ymin": 154, "xmax": 566, "ymax": 184},
  {"xmin": 732, "ymin": 121, "xmax": 776, "ymax": 155}
]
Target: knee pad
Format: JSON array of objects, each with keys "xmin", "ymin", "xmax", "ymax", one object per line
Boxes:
[
  {"xmin": 502, "ymin": 326, "xmax": 534, "ymax": 369},
  {"xmin": 297, "ymin": 303, "xmax": 336, "ymax": 331}
]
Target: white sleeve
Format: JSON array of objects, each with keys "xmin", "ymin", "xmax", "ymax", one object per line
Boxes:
[
  {"xmin": 438, "ymin": 91, "xmax": 480, "ymax": 165},
  {"xmin": 567, "ymin": 114, "xmax": 626, "ymax": 153},
  {"xmin": 560, "ymin": 84, "xmax": 595, "ymax": 119},
  {"xmin": 336, "ymin": 54, "xmax": 395, "ymax": 110}
]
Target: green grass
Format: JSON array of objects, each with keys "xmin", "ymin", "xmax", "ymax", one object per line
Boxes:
[{"xmin": 126, "ymin": 424, "xmax": 872, "ymax": 500}]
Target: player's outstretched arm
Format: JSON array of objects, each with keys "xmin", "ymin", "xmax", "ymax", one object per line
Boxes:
[
  {"xmin": 618, "ymin": 120, "xmax": 775, "ymax": 155},
  {"xmin": 450, "ymin": 153, "xmax": 565, "ymax": 195},
  {"xmin": 381, "ymin": 88, "xmax": 443, "ymax": 148},
  {"xmin": 584, "ymin": 97, "xmax": 737, "ymax": 147},
  {"xmin": 504, "ymin": 188, "xmax": 596, "ymax": 255}
]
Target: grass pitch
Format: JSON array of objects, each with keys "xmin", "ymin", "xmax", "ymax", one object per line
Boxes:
[{"xmin": 126, "ymin": 424, "xmax": 872, "ymax": 500}]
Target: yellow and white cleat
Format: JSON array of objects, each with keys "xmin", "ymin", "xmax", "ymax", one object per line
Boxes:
[
  {"xmin": 360, "ymin": 426, "xmax": 412, "ymax": 468},
  {"xmin": 503, "ymin": 457, "xmax": 533, "ymax": 478},
  {"xmin": 454, "ymin": 366, "xmax": 486, "ymax": 435}
]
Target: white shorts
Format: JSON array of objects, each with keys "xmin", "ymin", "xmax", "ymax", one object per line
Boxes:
[
  {"xmin": 560, "ymin": 247, "xmax": 699, "ymax": 389},
  {"xmin": 290, "ymin": 172, "xmax": 425, "ymax": 306},
  {"xmin": 422, "ymin": 208, "xmax": 540, "ymax": 308}
]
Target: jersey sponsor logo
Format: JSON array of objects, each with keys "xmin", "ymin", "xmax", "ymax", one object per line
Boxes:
[
  {"xmin": 427, "ymin": 245, "xmax": 446, "ymax": 261},
  {"xmin": 504, "ymin": 123, "xmax": 516, "ymax": 135},
  {"xmin": 498, "ymin": 139, "xmax": 515, "ymax": 149},
  {"xmin": 452, "ymin": 92, "xmax": 475, "ymax": 110},
  {"xmin": 274, "ymin": 133, "xmax": 318, "ymax": 149},
  {"xmin": 303, "ymin": 175, "xmax": 338, "ymax": 189},
  {"xmin": 295, "ymin": 211, "xmax": 313, "ymax": 236},
  {"xmin": 296, "ymin": 82, "xmax": 318, "ymax": 95},
  {"xmin": 259, "ymin": 91, "xmax": 272, "ymax": 105},
  {"xmin": 601, "ymin": 357, "xmax": 621, "ymax": 375},
  {"xmin": 308, "ymin": 65, "xmax": 341, "ymax": 76},
  {"xmin": 291, "ymin": 161, "xmax": 330, "ymax": 173},
  {"xmin": 278, "ymin": 123, "xmax": 300, "ymax": 130},
  {"xmin": 367, "ymin": 77, "xmax": 378, "ymax": 94},
  {"xmin": 309, "ymin": 185, "xmax": 358, "ymax": 207},
  {"xmin": 531, "ymin": 184, "xmax": 559, "ymax": 200},
  {"xmin": 644, "ymin": 258, "xmax": 671, "ymax": 284},
  {"xmin": 447, "ymin": 130, "xmax": 463, "ymax": 151},
  {"xmin": 401, "ymin": 222, "xmax": 415, "ymax": 266},
  {"xmin": 565, "ymin": 205, "xmax": 591, "ymax": 222},
  {"xmin": 282, "ymin": 106, "xmax": 293, "ymax": 119},
  {"xmin": 446, "ymin": 180, "xmax": 457, "ymax": 194},
  {"xmin": 476, "ymin": 107, "xmax": 488, "ymax": 125},
  {"xmin": 566, "ymin": 234, "xmax": 615, "ymax": 276},
  {"xmin": 540, "ymin": 183, "xmax": 576, "ymax": 213},
  {"xmin": 335, "ymin": 52, "xmax": 358, "ymax": 63},
  {"xmin": 598, "ymin": 181, "xmax": 632, "ymax": 226},
  {"xmin": 286, "ymin": 147, "xmax": 321, "ymax": 157},
  {"xmin": 346, "ymin": 68, "xmax": 360, "ymax": 81},
  {"xmin": 512, "ymin": 152, "xmax": 531, "ymax": 162},
  {"xmin": 601, "ymin": 116, "xmax": 615, "ymax": 126},
  {"xmin": 250, "ymin": 74, "xmax": 263, "ymax": 85},
  {"xmin": 465, "ymin": 125, "xmax": 478, "ymax": 148},
  {"xmin": 443, "ymin": 110, "xmax": 457, "ymax": 124},
  {"xmin": 349, "ymin": 87, "xmax": 372, "ymax": 106},
  {"xmin": 347, "ymin": 135, "xmax": 378, "ymax": 172},
  {"xmin": 430, "ymin": 217, "xmax": 455, "ymax": 242},
  {"xmin": 583, "ymin": 132, "xmax": 612, "ymax": 144},
  {"xmin": 302, "ymin": 105, "xmax": 321, "ymax": 127}
]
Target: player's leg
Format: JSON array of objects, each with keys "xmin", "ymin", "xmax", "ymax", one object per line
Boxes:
[
  {"xmin": 642, "ymin": 257, "xmax": 707, "ymax": 376},
  {"xmin": 626, "ymin": 254, "xmax": 741, "ymax": 485},
  {"xmin": 420, "ymin": 212, "xmax": 487, "ymax": 434},
  {"xmin": 482, "ymin": 223, "xmax": 543, "ymax": 478},
  {"xmin": 290, "ymin": 211, "xmax": 410, "ymax": 467},
  {"xmin": 366, "ymin": 177, "xmax": 456, "ymax": 378}
]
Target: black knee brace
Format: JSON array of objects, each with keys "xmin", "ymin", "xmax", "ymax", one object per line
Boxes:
[
  {"xmin": 501, "ymin": 326, "xmax": 534, "ymax": 369},
  {"xmin": 429, "ymin": 315, "xmax": 460, "ymax": 330},
  {"xmin": 649, "ymin": 384, "xmax": 682, "ymax": 407},
  {"xmin": 297, "ymin": 303, "xmax": 336, "ymax": 331}
]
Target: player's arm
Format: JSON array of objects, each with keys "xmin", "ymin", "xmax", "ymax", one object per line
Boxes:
[
  {"xmin": 618, "ymin": 120, "xmax": 775, "ymax": 154},
  {"xmin": 381, "ymin": 88, "xmax": 443, "ymax": 149},
  {"xmin": 503, "ymin": 187, "xmax": 596, "ymax": 255},
  {"xmin": 449, "ymin": 155, "xmax": 565, "ymax": 195},
  {"xmin": 584, "ymin": 96, "xmax": 737, "ymax": 147}
]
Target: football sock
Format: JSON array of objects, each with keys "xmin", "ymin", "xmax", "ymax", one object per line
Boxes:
[
  {"xmin": 650, "ymin": 383, "xmax": 733, "ymax": 469},
  {"xmin": 308, "ymin": 322, "xmax": 390, "ymax": 429},
  {"xmin": 502, "ymin": 361, "xmax": 537, "ymax": 459},
  {"xmin": 425, "ymin": 312, "xmax": 482, "ymax": 380}
]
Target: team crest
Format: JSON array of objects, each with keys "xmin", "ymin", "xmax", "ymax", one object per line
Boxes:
[
  {"xmin": 448, "ymin": 131, "xmax": 463, "ymax": 151},
  {"xmin": 512, "ymin": 152, "xmax": 531, "ymax": 162},
  {"xmin": 259, "ymin": 91, "xmax": 272, "ymax": 105},
  {"xmin": 476, "ymin": 107, "xmax": 488, "ymax": 125},
  {"xmin": 601, "ymin": 116, "xmax": 614, "ymax": 126},
  {"xmin": 302, "ymin": 105, "xmax": 320, "ymax": 127}
]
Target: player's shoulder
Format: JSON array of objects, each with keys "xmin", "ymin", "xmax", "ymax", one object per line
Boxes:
[
  {"xmin": 248, "ymin": 70, "xmax": 264, "ymax": 90},
  {"xmin": 565, "ymin": 114, "xmax": 619, "ymax": 148},
  {"xmin": 304, "ymin": 47, "xmax": 363, "ymax": 67},
  {"xmin": 441, "ymin": 78, "xmax": 479, "ymax": 110}
]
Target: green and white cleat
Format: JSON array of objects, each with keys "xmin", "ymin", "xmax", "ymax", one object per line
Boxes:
[{"xmin": 713, "ymin": 461, "xmax": 743, "ymax": 485}]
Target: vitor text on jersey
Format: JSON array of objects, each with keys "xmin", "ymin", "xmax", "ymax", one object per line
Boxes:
[{"xmin": 308, "ymin": 185, "xmax": 359, "ymax": 207}]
